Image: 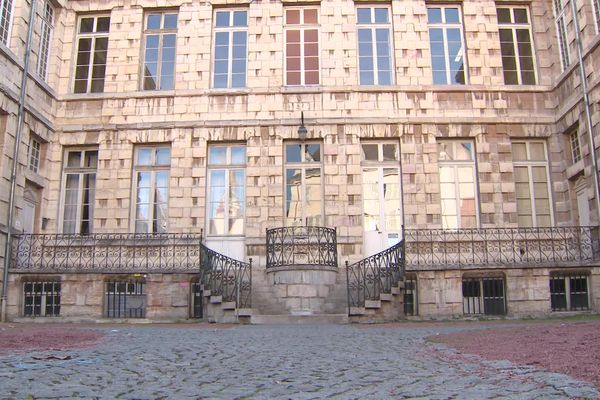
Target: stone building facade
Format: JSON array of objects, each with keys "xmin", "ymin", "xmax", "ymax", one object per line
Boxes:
[{"xmin": 0, "ymin": 0, "xmax": 599, "ymax": 322}]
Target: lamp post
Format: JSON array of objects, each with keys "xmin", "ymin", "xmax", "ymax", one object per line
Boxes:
[{"xmin": 297, "ymin": 112, "xmax": 307, "ymax": 141}]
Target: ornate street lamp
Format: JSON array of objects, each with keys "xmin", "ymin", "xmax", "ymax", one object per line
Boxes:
[{"xmin": 297, "ymin": 111, "xmax": 307, "ymax": 141}]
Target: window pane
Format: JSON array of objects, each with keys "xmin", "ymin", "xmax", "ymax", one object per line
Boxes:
[
  {"xmin": 231, "ymin": 147, "xmax": 246, "ymax": 164},
  {"xmin": 137, "ymin": 149, "xmax": 152, "ymax": 165},
  {"xmin": 357, "ymin": 8, "xmax": 371, "ymax": 24},
  {"xmin": 286, "ymin": 144, "xmax": 302, "ymax": 163},
  {"xmin": 209, "ymin": 147, "xmax": 227, "ymax": 164}
]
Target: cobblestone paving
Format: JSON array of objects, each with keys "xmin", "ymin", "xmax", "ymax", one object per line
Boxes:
[{"xmin": 0, "ymin": 324, "xmax": 598, "ymax": 399}]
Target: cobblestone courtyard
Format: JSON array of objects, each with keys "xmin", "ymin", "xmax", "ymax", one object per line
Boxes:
[{"xmin": 0, "ymin": 322, "xmax": 598, "ymax": 399}]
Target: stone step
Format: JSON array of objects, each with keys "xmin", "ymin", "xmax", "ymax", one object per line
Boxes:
[
  {"xmin": 380, "ymin": 293, "xmax": 393, "ymax": 301},
  {"xmin": 221, "ymin": 301, "xmax": 236, "ymax": 310},
  {"xmin": 236, "ymin": 308, "xmax": 253, "ymax": 317},
  {"xmin": 365, "ymin": 300, "xmax": 381, "ymax": 309},
  {"xmin": 251, "ymin": 313, "xmax": 349, "ymax": 324},
  {"xmin": 210, "ymin": 295, "xmax": 222, "ymax": 304}
]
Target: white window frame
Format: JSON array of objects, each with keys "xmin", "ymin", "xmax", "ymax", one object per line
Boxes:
[
  {"xmin": 360, "ymin": 141, "xmax": 403, "ymax": 235},
  {"xmin": 37, "ymin": 0, "xmax": 54, "ymax": 80},
  {"xmin": 497, "ymin": 6, "xmax": 537, "ymax": 85},
  {"xmin": 427, "ymin": 5, "xmax": 468, "ymax": 85},
  {"xmin": 356, "ymin": 6, "xmax": 394, "ymax": 85},
  {"xmin": 284, "ymin": 7, "xmax": 321, "ymax": 86},
  {"xmin": 569, "ymin": 129, "xmax": 582, "ymax": 163},
  {"xmin": 141, "ymin": 10, "xmax": 178, "ymax": 91},
  {"xmin": 28, "ymin": 136, "xmax": 41, "ymax": 173},
  {"xmin": 284, "ymin": 142, "xmax": 324, "ymax": 226},
  {"xmin": 553, "ymin": 0, "xmax": 570, "ymax": 71},
  {"xmin": 206, "ymin": 144, "xmax": 246, "ymax": 236},
  {"xmin": 0, "ymin": 0, "xmax": 14, "ymax": 46},
  {"xmin": 438, "ymin": 140, "xmax": 479, "ymax": 229},
  {"xmin": 132, "ymin": 146, "xmax": 171, "ymax": 233},
  {"xmin": 73, "ymin": 15, "xmax": 110, "ymax": 93},
  {"xmin": 512, "ymin": 140, "xmax": 554, "ymax": 227},
  {"xmin": 212, "ymin": 9, "xmax": 248, "ymax": 89},
  {"xmin": 59, "ymin": 148, "xmax": 98, "ymax": 234}
]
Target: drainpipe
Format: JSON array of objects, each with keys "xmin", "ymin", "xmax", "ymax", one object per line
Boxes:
[
  {"xmin": 1, "ymin": 0, "xmax": 37, "ymax": 322},
  {"xmin": 569, "ymin": 0, "xmax": 600, "ymax": 224}
]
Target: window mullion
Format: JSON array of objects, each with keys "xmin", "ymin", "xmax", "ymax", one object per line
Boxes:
[
  {"xmin": 228, "ymin": 29, "xmax": 234, "ymax": 87},
  {"xmin": 528, "ymin": 165, "xmax": 537, "ymax": 227},
  {"xmin": 300, "ymin": 29, "xmax": 305, "ymax": 85},
  {"xmin": 511, "ymin": 28, "xmax": 523, "ymax": 85},
  {"xmin": 76, "ymin": 172, "xmax": 85, "ymax": 234},
  {"xmin": 224, "ymin": 169, "xmax": 230, "ymax": 233},
  {"xmin": 443, "ymin": 27, "xmax": 451, "ymax": 85},
  {"xmin": 372, "ymin": 27, "xmax": 379, "ymax": 85}
]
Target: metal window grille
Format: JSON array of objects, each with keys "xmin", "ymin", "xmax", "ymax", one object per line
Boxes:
[
  {"xmin": 191, "ymin": 282, "xmax": 203, "ymax": 319},
  {"xmin": 404, "ymin": 277, "xmax": 417, "ymax": 316},
  {"xmin": 105, "ymin": 280, "xmax": 146, "ymax": 318},
  {"xmin": 23, "ymin": 281, "xmax": 60, "ymax": 317},
  {"xmin": 463, "ymin": 277, "xmax": 505, "ymax": 315},
  {"xmin": 550, "ymin": 273, "xmax": 589, "ymax": 311}
]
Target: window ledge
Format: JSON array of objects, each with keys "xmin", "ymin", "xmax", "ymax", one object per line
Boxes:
[
  {"xmin": 566, "ymin": 159, "xmax": 585, "ymax": 180},
  {"xmin": 208, "ymin": 88, "xmax": 250, "ymax": 96},
  {"xmin": 25, "ymin": 170, "xmax": 46, "ymax": 188}
]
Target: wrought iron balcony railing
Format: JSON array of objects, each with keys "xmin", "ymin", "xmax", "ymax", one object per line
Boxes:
[
  {"xmin": 266, "ymin": 226, "xmax": 338, "ymax": 269},
  {"xmin": 11, "ymin": 233, "xmax": 203, "ymax": 273},
  {"xmin": 346, "ymin": 240, "xmax": 405, "ymax": 308},
  {"xmin": 405, "ymin": 226, "xmax": 600, "ymax": 269},
  {"xmin": 199, "ymin": 243, "xmax": 252, "ymax": 309}
]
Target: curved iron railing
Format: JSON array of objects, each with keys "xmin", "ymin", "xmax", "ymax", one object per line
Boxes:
[
  {"xmin": 10, "ymin": 233, "xmax": 203, "ymax": 273},
  {"xmin": 346, "ymin": 240, "xmax": 405, "ymax": 309},
  {"xmin": 199, "ymin": 244, "xmax": 252, "ymax": 309},
  {"xmin": 266, "ymin": 226, "xmax": 337, "ymax": 268},
  {"xmin": 405, "ymin": 226, "xmax": 600, "ymax": 269}
]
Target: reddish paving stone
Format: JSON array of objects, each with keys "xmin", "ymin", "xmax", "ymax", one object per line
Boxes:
[
  {"xmin": 433, "ymin": 320, "xmax": 600, "ymax": 386},
  {"xmin": 0, "ymin": 324, "xmax": 104, "ymax": 355}
]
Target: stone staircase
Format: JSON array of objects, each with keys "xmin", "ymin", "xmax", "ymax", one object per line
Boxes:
[{"xmin": 249, "ymin": 263, "xmax": 349, "ymax": 324}]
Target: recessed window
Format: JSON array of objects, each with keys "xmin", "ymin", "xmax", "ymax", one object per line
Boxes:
[
  {"xmin": 438, "ymin": 141, "xmax": 478, "ymax": 229},
  {"xmin": 553, "ymin": 0, "xmax": 570, "ymax": 71},
  {"xmin": 512, "ymin": 141, "xmax": 552, "ymax": 227},
  {"xmin": 61, "ymin": 149, "xmax": 98, "ymax": 234},
  {"xmin": 28, "ymin": 137, "xmax": 41, "ymax": 173},
  {"xmin": 404, "ymin": 275, "xmax": 418, "ymax": 316},
  {"xmin": 285, "ymin": 142, "xmax": 323, "ymax": 225},
  {"xmin": 356, "ymin": 6, "xmax": 393, "ymax": 85},
  {"xmin": 142, "ymin": 11, "xmax": 177, "ymax": 90},
  {"xmin": 550, "ymin": 272, "xmax": 589, "ymax": 311},
  {"xmin": 105, "ymin": 280, "xmax": 146, "ymax": 318},
  {"xmin": 497, "ymin": 6, "xmax": 536, "ymax": 85},
  {"xmin": 37, "ymin": 0, "xmax": 54, "ymax": 80},
  {"xmin": 463, "ymin": 276, "xmax": 506, "ymax": 315},
  {"xmin": 207, "ymin": 145, "xmax": 246, "ymax": 235},
  {"xmin": 74, "ymin": 15, "xmax": 110, "ymax": 93},
  {"xmin": 133, "ymin": 146, "xmax": 170, "ymax": 233},
  {"xmin": 593, "ymin": 0, "xmax": 600, "ymax": 33},
  {"xmin": 213, "ymin": 10, "xmax": 247, "ymax": 88},
  {"xmin": 427, "ymin": 6, "xmax": 466, "ymax": 84},
  {"xmin": 0, "ymin": 0, "xmax": 14, "ymax": 46},
  {"xmin": 569, "ymin": 129, "xmax": 582, "ymax": 163},
  {"xmin": 285, "ymin": 8, "xmax": 320, "ymax": 86},
  {"xmin": 23, "ymin": 281, "xmax": 60, "ymax": 317}
]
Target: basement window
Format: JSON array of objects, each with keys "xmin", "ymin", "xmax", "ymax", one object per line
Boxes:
[
  {"xmin": 550, "ymin": 272, "xmax": 589, "ymax": 311},
  {"xmin": 462, "ymin": 276, "xmax": 506, "ymax": 315},
  {"xmin": 404, "ymin": 275, "xmax": 418, "ymax": 316},
  {"xmin": 105, "ymin": 280, "xmax": 146, "ymax": 318},
  {"xmin": 23, "ymin": 281, "xmax": 60, "ymax": 317}
]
